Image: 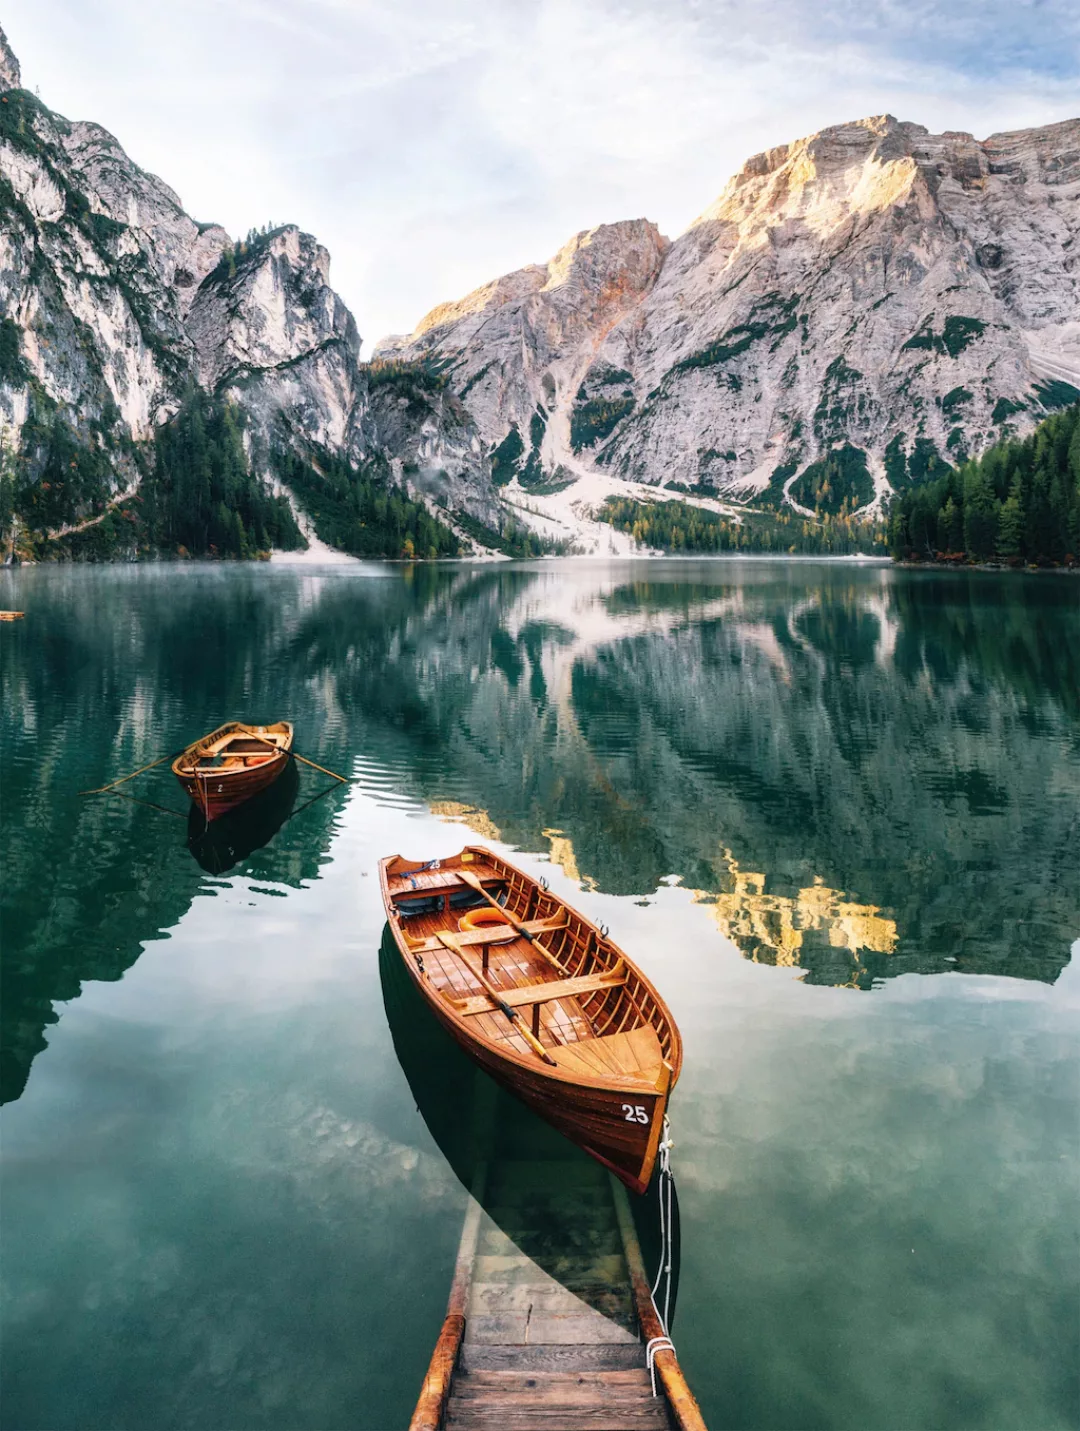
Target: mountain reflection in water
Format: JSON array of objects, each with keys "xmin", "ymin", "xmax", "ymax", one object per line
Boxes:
[{"xmin": 2, "ymin": 561, "xmax": 1076, "ymax": 1104}]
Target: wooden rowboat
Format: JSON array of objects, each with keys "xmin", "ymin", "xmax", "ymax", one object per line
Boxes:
[
  {"xmin": 0, "ymin": 610, "xmax": 24, "ymax": 621},
  {"xmin": 379, "ymin": 845, "xmax": 682, "ymax": 1195},
  {"xmin": 172, "ymin": 721, "xmax": 293, "ymax": 821}
]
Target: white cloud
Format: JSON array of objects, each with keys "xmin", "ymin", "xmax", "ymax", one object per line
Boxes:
[{"xmin": 4, "ymin": 0, "xmax": 1077, "ymax": 350}]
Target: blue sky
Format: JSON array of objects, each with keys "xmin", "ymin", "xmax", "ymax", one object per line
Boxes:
[{"xmin": 6, "ymin": 0, "xmax": 1078, "ymax": 351}]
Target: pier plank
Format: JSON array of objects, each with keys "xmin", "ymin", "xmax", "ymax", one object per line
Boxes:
[
  {"xmin": 460, "ymin": 1344, "xmax": 648, "ymax": 1373},
  {"xmin": 409, "ymin": 1128, "xmax": 701, "ymax": 1429}
]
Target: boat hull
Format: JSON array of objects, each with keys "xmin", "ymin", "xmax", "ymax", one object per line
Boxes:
[
  {"xmin": 176, "ymin": 755, "xmax": 290, "ymax": 820},
  {"xmin": 422, "ymin": 992, "xmax": 667, "ymax": 1194},
  {"xmin": 380, "ymin": 846, "xmax": 680, "ymax": 1195},
  {"xmin": 172, "ymin": 721, "xmax": 294, "ymax": 822}
]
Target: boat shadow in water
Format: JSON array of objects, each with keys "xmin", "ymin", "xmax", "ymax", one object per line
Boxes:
[
  {"xmin": 187, "ymin": 756, "xmax": 300, "ymax": 875},
  {"xmin": 379, "ymin": 928, "xmax": 680, "ymax": 1332}
]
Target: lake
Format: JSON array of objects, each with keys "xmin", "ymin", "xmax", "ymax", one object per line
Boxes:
[{"xmin": 1, "ymin": 559, "xmax": 1077, "ymax": 1431}]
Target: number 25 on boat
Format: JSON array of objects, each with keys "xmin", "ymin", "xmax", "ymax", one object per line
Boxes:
[{"xmin": 379, "ymin": 845, "xmax": 683, "ymax": 1195}]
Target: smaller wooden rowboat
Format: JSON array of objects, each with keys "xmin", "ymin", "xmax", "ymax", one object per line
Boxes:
[
  {"xmin": 0, "ymin": 610, "xmax": 25, "ymax": 621},
  {"xmin": 380, "ymin": 845, "xmax": 683, "ymax": 1195},
  {"xmin": 172, "ymin": 721, "xmax": 293, "ymax": 821}
]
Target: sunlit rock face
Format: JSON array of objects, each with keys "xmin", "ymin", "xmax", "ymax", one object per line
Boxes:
[
  {"xmin": 376, "ymin": 220, "xmax": 669, "ymax": 482},
  {"xmin": 0, "ymin": 36, "xmax": 494, "ymax": 524},
  {"xmin": 380, "ymin": 115, "xmax": 1080, "ymax": 503}
]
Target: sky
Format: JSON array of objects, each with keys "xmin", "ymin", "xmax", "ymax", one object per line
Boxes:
[{"xmin": 5, "ymin": 0, "xmax": 1078, "ymax": 352}]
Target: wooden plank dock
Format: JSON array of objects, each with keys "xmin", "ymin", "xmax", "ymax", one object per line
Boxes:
[
  {"xmin": 377, "ymin": 924, "xmax": 705, "ymax": 1431},
  {"xmin": 410, "ymin": 1154, "xmax": 706, "ymax": 1431}
]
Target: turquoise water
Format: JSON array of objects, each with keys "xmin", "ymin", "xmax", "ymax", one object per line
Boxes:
[{"xmin": 1, "ymin": 560, "xmax": 1077, "ymax": 1430}]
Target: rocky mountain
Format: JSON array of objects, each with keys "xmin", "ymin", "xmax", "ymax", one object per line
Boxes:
[
  {"xmin": 0, "ymin": 25, "xmax": 497, "ymax": 556},
  {"xmin": 4, "ymin": 20, "xmax": 1076, "ymax": 553},
  {"xmin": 378, "ymin": 114, "xmax": 1080, "ymax": 512}
]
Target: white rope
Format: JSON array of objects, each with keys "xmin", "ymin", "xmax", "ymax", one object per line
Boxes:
[
  {"xmin": 646, "ymin": 1114, "xmax": 677, "ymax": 1396},
  {"xmin": 650, "ymin": 1115, "xmax": 675, "ymax": 1334},
  {"xmin": 645, "ymin": 1336, "xmax": 675, "ymax": 1397}
]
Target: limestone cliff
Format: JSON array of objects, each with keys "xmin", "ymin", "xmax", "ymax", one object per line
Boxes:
[
  {"xmin": 0, "ymin": 41, "xmax": 497, "ymax": 549},
  {"xmin": 377, "ymin": 220, "xmax": 668, "ymax": 488},
  {"xmin": 0, "ymin": 25, "xmax": 20, "ymax": 92},
  {"xmin": 379, "ymin": 115, "xmax": 1080, "ymax": 508}
]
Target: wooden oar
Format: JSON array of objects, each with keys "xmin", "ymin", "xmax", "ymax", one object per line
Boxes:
[
  {"xmin": 79, "ymin": 750, "xmax": 180, "ymax": 796},
  {"xmin": 435, "ymin": 931, "xmax": 557, "ymax": 1066},
  {"xmin": 243, "ymin": 733, "xmax": 350, "ymax": 785},
  {"xmin": 292, "ymin": 751, "xmax": 349, "ymax": 783},
  {"xmin": 457, "ymin": 868, "xmax": 570, "ymax": 975}
]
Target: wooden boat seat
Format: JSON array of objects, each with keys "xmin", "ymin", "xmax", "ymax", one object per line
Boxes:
[
  {"xmin": 203, "ymin": 732, "xmax": 285, "ymax": 757},
  {"xmin": 392, "ymin": 873, "xmax": 503, "ymax": 900},
  {"xmin": 548, "ymin": 1025, "xmax": 667, "ymax": 1085},
  {"xmin": 450, "ymin": 967, "xmax": 625, "ymax": 1018},
  {"xmin": 405, "ymin": 916, "xmax": 566, "ymax": 954}
]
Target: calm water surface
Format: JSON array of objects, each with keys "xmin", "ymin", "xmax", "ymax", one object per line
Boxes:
[{"xmin": 1, "ymin": 560, "xmax": 1077, "ymax": 1431}]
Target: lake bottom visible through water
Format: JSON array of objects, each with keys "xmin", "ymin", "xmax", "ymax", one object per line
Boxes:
[{"xmin": 1, "ymin": 559, "xmax": 1077, "ymax": 1431}]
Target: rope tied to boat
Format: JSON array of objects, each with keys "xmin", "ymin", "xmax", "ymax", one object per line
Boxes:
[
  {"xmin": 408, "ymin": 859, "xmax": 441, "ymax": 890},
  {"xmin": 646, "ymin": 1113, "xmax": 677, "ymax": 1396},
  {"xmin": 645, "ymin": 1337, "xmax": 676, "ymax": 1398}
]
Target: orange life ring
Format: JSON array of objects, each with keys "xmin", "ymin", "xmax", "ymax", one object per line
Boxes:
[{"xmin": 458, "ymin": 905, "xmax": 514, "ymax": 941}]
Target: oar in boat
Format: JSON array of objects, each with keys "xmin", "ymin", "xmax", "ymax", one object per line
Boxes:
[
  {"xmin": 240, "ymin": 732, "xmax": 350, "ymax": 785},
  {"xmin": 434, "ymin": 931, "xmax": 557, "ymax": 1066},
  {"xmin": 457, "ymin": 868, "xmax": 571, "ymax": 974}
]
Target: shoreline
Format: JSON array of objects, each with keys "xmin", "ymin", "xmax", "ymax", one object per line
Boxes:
[
  {"xmin": 6, "ymin": 552, "xmax": 1078, "ymax": 574},
  {"xmin": 895, "ymin": 560, "xmax": 1079, "ymax": 574}
]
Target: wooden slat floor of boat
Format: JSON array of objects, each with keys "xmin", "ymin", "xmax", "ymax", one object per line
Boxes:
[
  {"xmin": 402, "ymin": 905, "xmax": 597, "ymax": 1060},
  {"xmin": 407, "ymin": 916, "xmax": 568, "ymax": 954},
  {"xmin": 439, "ymin": 1153, "xmax": 674, "ymax": 1431},
  {"xmin": 548, "ymin": 1027, "xmax": 664, "ymax": 1084},
  {"xmin": 388, "ymin": 849, "xmax": 682, "ymax": 1104}
]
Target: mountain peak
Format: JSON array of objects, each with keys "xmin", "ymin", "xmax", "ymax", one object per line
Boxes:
[
  {"xmin": 693, "ymin": 114, "xmax": 939, "ymax": 231},
  {"xmin": 0, "ymin": 24, "xmax": 21, "ymax": 91},
  {"xmin": 379, "ymin": 111, "xmax": 1079, "ymax": 505}
]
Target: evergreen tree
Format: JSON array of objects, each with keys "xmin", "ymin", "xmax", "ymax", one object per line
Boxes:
[
  {"xmin": 889, "ymin": 402, "xmax": 1080, "ymax": 564},
  {"xmin": 996, "ymin": 489, "xmax": 1024, "ymax": 558},
  {"xmin": 143, "ymin": 392, "xmax": 302, "ymax": 557},
  {"xmin": 963, "ymin": 467, "xmax": 999, "ymax": 558},
  {"xmin": 276, "ymin": 449, "xmax": 460, "ymax": 559}
]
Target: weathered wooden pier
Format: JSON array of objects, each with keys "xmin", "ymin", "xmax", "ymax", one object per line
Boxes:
[
  {"xmin": 378, "ymin": 926, "xmax": 706, "ymax": 1431},
  {"xmin": 410, "ymin": 1153, "xmax": 706, "ymax": 1431}
]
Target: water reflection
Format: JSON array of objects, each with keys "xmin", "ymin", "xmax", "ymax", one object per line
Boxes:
[
  {"xmin": 0, "ymin": 568, "xmax": 357, "ymax": 1104},
  {"xmin": 186, "ymin": 758, "xmax": 300, "ymax": 875},
  {"xmin": 694, "ymin": 850, "xmax": 898, "ymax": 990},
  {"xmin": 2, "ymin": 561, "xmax": 1075, "ymax": 1105}
]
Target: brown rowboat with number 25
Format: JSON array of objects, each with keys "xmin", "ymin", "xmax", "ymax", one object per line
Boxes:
[{"xmin": 380, "ymin": 844, "xmax": 682, "ymax": 1195}]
